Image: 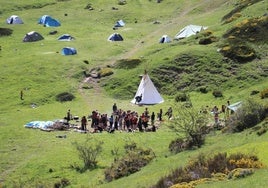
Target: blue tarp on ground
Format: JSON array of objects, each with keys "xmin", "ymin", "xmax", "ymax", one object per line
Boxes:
[{"xmin": 24, "ymin": 121, "xmax": 54, "ymax": 129}]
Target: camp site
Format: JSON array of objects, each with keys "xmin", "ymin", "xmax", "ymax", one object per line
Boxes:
[{"xmin": 0, "ymin": 0, "xmax": 268, "ymax": 187}]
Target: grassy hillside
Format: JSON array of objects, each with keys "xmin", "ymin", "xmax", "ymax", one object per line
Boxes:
[{"xmin": 0, "ymin": 0, "xmax": 268, "ymax": 187}]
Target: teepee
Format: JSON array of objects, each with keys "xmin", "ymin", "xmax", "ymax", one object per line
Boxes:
[{"xmin": 131, "ymin": 71, "xmax": 164, "ymax": 105}]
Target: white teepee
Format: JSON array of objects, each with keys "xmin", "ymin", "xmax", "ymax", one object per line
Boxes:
[{"xmin": 131, "ymin": 73, "xmax": 164, "ymax": 105}]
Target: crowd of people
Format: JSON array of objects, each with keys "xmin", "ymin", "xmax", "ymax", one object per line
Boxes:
[
  {"xmin": 65, "ymin": 103, "xmax": 173, "ymax": 134},
  {"xmin": 64, "ymin": 100, "xmax": 234, "ymax": 133}
]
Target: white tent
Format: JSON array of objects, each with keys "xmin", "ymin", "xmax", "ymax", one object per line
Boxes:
[
  {"xmin": 6, "ymin": 15, "xmax": 23, "ymax": 24},
  {"xmin": 114, "ymin": 20, "xmax": 125, "ymax": 27},
  {"xmin": 227, "ymin": 101, "xmax": 242, "ymax": 112},
  {"xmin": 174, "ymin": 24, "xmax": 207, "ymax": 40},
  {"xmin": 159, "ymin": 35, "xmax": 171, "ymax": 43},
  {"xmin": 131, "ymin": 73, "xmax": 164, "ymax": 105}
]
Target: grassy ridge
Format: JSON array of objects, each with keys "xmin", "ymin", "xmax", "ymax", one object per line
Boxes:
[{"xmin": 0, "ymin": 0, "xmax": 268, "ymax": 187}]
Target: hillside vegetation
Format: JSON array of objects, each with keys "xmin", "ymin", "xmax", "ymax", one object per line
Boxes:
[{"xmin": 0, "ymin": 0, "xmax": 268, "ymax": 187}]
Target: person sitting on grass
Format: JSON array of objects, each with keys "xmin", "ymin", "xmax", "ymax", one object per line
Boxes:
[{"xmin": 135, "ymin": 94, "xmax": 142, "ymax": 104}]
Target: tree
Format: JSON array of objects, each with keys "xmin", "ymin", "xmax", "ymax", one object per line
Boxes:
[
  {"xmin": 167, "ymin": 104, "xmax": 210, "ymax": 152},
  {"xmin": 73, "ymin": 137, "xmax": 103, "ymax": 171}
]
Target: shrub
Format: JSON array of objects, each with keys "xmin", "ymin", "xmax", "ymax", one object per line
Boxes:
[
  {"xmin": 118, "ymin": 0, "xmax": 127, "ymax": 5},
  {"xmin": 167, "ymin": 105, "xmax": 209, "ymax": 153},
  {"xmin": 114, "ymin": 58, "xmax": 142, "ymax": 69},
  {"xmin": 72, "ymin": 137, "xmax": 103, "ymax": 172},
  {"xmin": 199, "ymin": 36, "xmax": 218, "ymax": 45},
  {"xmin": 54, "ymin": 178, "xmax": 70, "ymax": 188},
  {"xmin": 260, "ymin": 88, "xmax": 268, "ymax": 99},
  {"xmin": 220, "ymin": 44, "xmax": 256, "ymax": 62},
  {"xmin": 199, "ymin": 86, "xmax": 208, "ymax": 94},
  {"xmin": 169, "ymin": 138, "xmax": 188, "ymax": 153},
  {"xmin": 99, "ymin": 67, "xmax": 113, "ymax": 77},
  {"xmin": 250, "ymin": 90, "xmax": 259, "ymax": 95},
  {"xmin": 175, "ymin": 92, "xmax": 189, "ymax": 102},
  {"xmin": 212, "ymin": 90, "xmax": 223, "ymax": 98},
  {"xmin": 227, "ymin": 153, "xmax": 263, "ymax": 170},
  {"xmin": 207, "ymin": 152, "xmax": 228, "ymax": 174},
  {"xmin": 223, "ymin": 12, "xmax": 242, "ymax": 24},
  {"xmin": 56, "ymin": 92, "xmax": 75, "ymax": 102},
  {"xmin": 226, "ymin": 99, "xmax": 266, "ymax": 132},
  {"xmin": 152, "ymin": 152, "xmax": 263, "ymax": 188},
  {"xmin": 104, "ymin": 141, "xmax": 155, "ymax": 182},
  {"xmin": 0, "ymin": 28, "xmax": 13, "ymax": 36},
  {"xmin": 228, "ymin": 168, "xmax": 254, "ymax": 179},
  {"xmin": 253, "ymin": 119, "xmax": 268, "ymax": 137},
  {"xmin": 223, "ymin": 15, "xmax": 268, "ymax": 42}
]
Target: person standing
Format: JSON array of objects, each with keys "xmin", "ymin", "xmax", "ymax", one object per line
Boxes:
[
  {"xmin": 66, "ymin": 109, "xmax": 71, "ymax": 124},
  {"xmin": 151, "ymin": 112, "xmax": 155, "ymax": 125},
  {"xmin": 20, "ymin": 90, "xmax": 24, "ymax": 100},
  {"xmin": 158, "ymin": 109, "xmax": 163, "ymax": 121},
  {"xmin": 81, "ymin": 116, "xmax": 87, "ymax": 132},
  {"xmin": 165, "ymin": 107, "xmax": 173, "ymax": 120},
  {"xmin": 112, "ymin": 103, "xmax": 117, "ymax": 113},
  {"xmin": 212, "ymin": 106, "xmax": 220, "ymax": 125}
]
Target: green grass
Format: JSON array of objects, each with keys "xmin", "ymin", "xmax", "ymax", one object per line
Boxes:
[{"xmin": 0, "ymin": 0, "xmax": 268, "ymax": 187}]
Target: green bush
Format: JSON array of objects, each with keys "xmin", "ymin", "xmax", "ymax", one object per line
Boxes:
[
  {"xmin": 175, "ymin": 92, "xmax": 189, "ymax": 102},
  {"xmin": 56, "ymin": 92, "xmax": 75, "ymax": 102},
  {"xmin": 104, "ymin": 141, "xmax": 155, "ymax": 182},
  {"xmin": 114, "ymin": 59, "xmax": 142, "ymax": 69},
  {"xmin": 54, "ymin": 178, "xmax": 70, "ymax": 188},
  {"xmin": 167, "ymin": 105, "xmax": 209, "ymax": 153},
  {"xmin": 199, "ymin": 36, "xmax": 218, "ymax": 45},
  {"xmin": 152, "ymin": 152, "xmax": 263, "ymax": 188},
  {"xmin": 199, "ymin": 86, "xmax": 208, "ymax": 94},
  {"xmin": 220, "ymin": 44, "xmax": 256, "ymax": 62},
  {"xmin": 260, "ymin": 88, "xmax": 268, "ymax": 99},
  {"xmin": 118, "ymin": 0, "xmax": 127, "ymax": 5},
  {"xmin": 169, "ymin": 138, "xmax": 187, "ymax": 153},
  {"xmin": 212, "ymin": 90, "xmax": 223, "ymax": 98},
  {"xmin": 72, "ymin": 137, "xmax": 103, "ymax": 172},
  {"xmin": 0, "ymin": 28, "xmax": 13, "ymax": 36},
  {"xmin": 226, "ymin": 99, "xmax": 266, "ymax": 132},
  {"xmin": 99, "ymin": 67, "xmax": 113, "ymax": 77}
]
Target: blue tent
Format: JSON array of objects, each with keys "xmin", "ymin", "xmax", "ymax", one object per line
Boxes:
[
  {"xmin": 38, "ymin": 15, "xmax": 61, "ymax": 27},
  {"xmin": 107, "ymin": 33, "xmax": 123, "ymax": 41},
  {"xmin": 61, "ymin": 47, "xmax": 77, "ymax": 55},
  {"xmin": 58, "ymin": 34, "xmax": 74, "ymax": 41}
]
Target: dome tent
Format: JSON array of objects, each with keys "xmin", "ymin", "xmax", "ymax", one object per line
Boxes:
[
  {"xmin": 114, "ymin": 20, "xmax": 125, "ymax": 27},
  {"xmin": 23, "ymin": 31, "xmax": 44, "ymax": 42},
  {"xmin": 61, "ymin": 47, "xmax": 77, "ymax": 55},
  {"xmin": 38, "ymin": 15, "xmax": 61, "ymax": 27},
  {"xmin": 6, "ymin": 15, "xmax": 23, "ymax": 24},
  {"xmin": 159, "ymin": 35, "xmax": 171, "ymax": 43},
  {"xmin": 107, "ymin": 33, "xmax": 123, "ymax": 41},
  {"xmin": 58, "ymin": 34, "xmax": 75, "ymax": 41}
]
